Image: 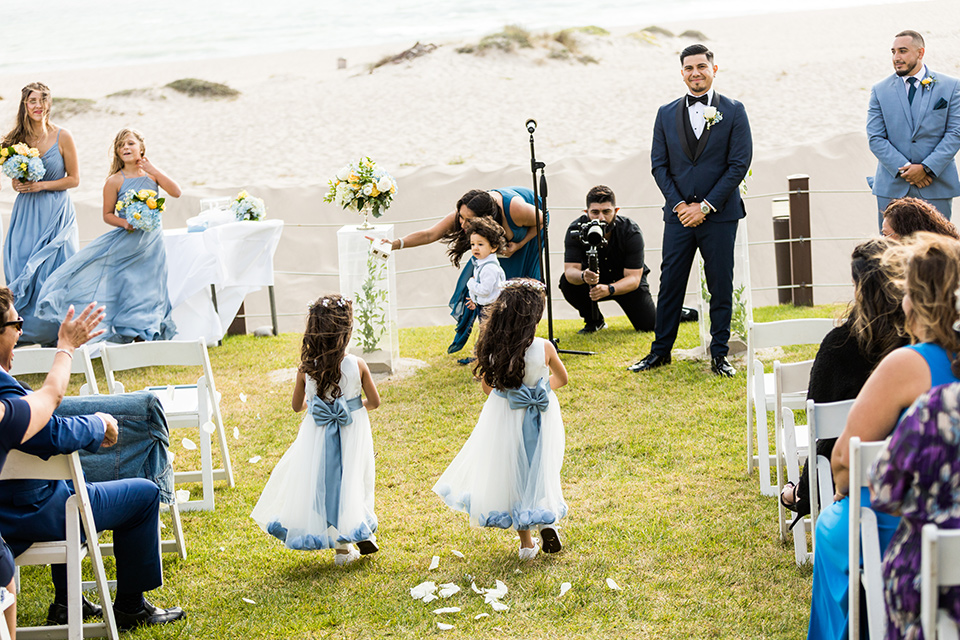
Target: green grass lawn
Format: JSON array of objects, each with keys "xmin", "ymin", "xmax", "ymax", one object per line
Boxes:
[{"xmin": 16, "ymin": 304, "xmax": 843, "ymax": 639}]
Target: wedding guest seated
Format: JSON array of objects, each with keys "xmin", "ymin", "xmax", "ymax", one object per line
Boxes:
[
  {"xmin": 807, "ymin": 232, "xmax": 960, "ymax": 639},
  {"xmin": 780, "ymin": 238, "xmax": 907, "ymax": 519},
  {"xmin": 0, "ymin": 286, "xmax": 185, "ymax": 630},
  {"xmin": 881, "ymin": 196, "xmax": 960, "ymax": 241},
  {"xmin": 871, "ymin": 382, "xmax": 960, "ymax": 639},
  {"xmin": 0, "ymin": 299, "xmax": 104, "ymax": 639}
]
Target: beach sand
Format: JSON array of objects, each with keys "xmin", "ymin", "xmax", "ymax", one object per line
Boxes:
[{"xmin": 1, "ymin": 0, "xmax": 958, "ymax": 333}]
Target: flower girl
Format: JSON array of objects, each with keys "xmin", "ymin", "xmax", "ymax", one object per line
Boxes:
[
  {"xmin": 35, "ymin": 128, "xmax": 180, "ymax": 343},
  {"xmin": 251, "ymin": 294, "xmax": 381, "ymax": 565},
  {"xmin": 434, "ymin": 278, "xmax": 569, "ymax": 558}
]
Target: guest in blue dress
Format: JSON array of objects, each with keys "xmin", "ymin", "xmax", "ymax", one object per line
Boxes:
[
  {"xmin": 383, "ymin": 187, "xmax": 545, "ymax": 353},
  {"xmin": 36, "ymin": 128, "xmax": 181, "ymax": 343},
  {"xmin": 807, "ymin": 232, "xmax": 960, "ymax": 639},
  {"xmin": 1, "ymin": 82, "xmax": 80, "ymax": 346}
]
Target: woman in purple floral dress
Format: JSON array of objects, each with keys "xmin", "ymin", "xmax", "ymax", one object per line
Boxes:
[{"xmin": 871, "ymin": 382, "xmax": 960, "ymax": 639}]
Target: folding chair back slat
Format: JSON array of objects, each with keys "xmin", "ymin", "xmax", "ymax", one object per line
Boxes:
[
  {"xmin": 774, "ymin": 359, "xmax": 814, "ymax": 547},
  {"xmin": 922, "ymin": 524, "xmax": 960, "ymax": 640},
  {"xmin": 849, "ymin": 437, "xmax": 890, "ymax": 640},
  {"xmin": 806, "ymin": 398, "xmax": 855, "ymax": 545},
  {"xmin": 9, "ymin": 345, "xmax": 99, "ymax": 395}
]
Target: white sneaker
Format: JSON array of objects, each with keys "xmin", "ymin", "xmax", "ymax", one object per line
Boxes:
[
  {"xmin": 334, "ymin": 547, "xmax": 360, "ymax": 566},
  {"xmin": 518, "ymin": 542, "xmax": 541, "ymax": 560}
]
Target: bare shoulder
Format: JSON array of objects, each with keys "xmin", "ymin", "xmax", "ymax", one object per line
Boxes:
[{"xmin": 104, "ymin": 172, "xmax": 123, "ymax": 188}]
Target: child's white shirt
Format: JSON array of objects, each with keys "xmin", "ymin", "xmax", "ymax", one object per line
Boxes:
[{"xmin": 467, "ymin": 254, "xmax": 505, "ymax": 306}]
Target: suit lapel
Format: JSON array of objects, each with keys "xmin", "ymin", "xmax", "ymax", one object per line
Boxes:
[
  {"xmin": 675, "ymin": 99, "xmax": 694, "ymax": 161},
  {"xmin": 912, "ymin": 70, "xmax": 934, "ymax": 137},
  {"xmin": 892, "ymin": 74, "xmax": 914, "ymax": 129},
  {"xmin": 692, "ymin": 93, "xmax": 717, "ymax": 162}
]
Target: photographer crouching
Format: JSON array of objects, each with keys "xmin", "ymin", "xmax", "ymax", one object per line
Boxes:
[{"xmin": 559, "ymin": 186, "xmax": 657, "ymax": 334}]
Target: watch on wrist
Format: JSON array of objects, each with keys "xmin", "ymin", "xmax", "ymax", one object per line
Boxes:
[
  {"xmin": 700, "ymin": 202, "xmax": 711, "ymax": 215},
  {"xmin": 607, "ymin": 284, "xmax": 615, "ymax": 296}
]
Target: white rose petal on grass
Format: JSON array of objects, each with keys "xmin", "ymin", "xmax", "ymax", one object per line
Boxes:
[
  {"xmin": 471, "ymin": 582, "xmax": 482, "ymax": 594},
  {"xmin": 409, "ymin": 581, "xmax": 436, "ymax": 600},
  {"xmin": 606, "ymin": 578, "xmax": 622, "ymax": 591},
  {"xmin": 432, "ymin": 607, "xmax": 460, "ymax": 614},
  {"xmin": 239, "ymin": 393, "xmax": 247, "ymax": 403},
  {"xmin": 422, "ymin": 593, "xmax": 438, "ymax": 603},
  {"xmin": 437, "ymin": 623, "xmax": 454, "ymax": 631},
  {"xmin": 475, "ymin": 613, "xmax": 489, "ymax": 620},
  {"xmin": 249, "ymin": 455, "xmax": 262, "ymax": 463},
  {"xmin": 428, "ymin": 555, "xmax": 440, "ymax": 570},
  {"xmin": 438, "ymin": 583, "xmax": 460, "ymax": 598},
  {"xmin": 559, "ymin": 582, "xmax": 572, "ymax": 597},
  {"xmin": 490, "ymin": 601, "xmax": 509, "ymax": 612},
  {"xmin": 175, "ymin": 489, "xmax": 190, "ymax": 503},
  {"xmin": 233, "ymin": 427, "xmax": 240, "ymax": 440},
  {"xmin": 202, "ymin": 421, "xmax": 216, "ymax": 434},
  {"xmin": 181, "ymin": 437, "xmax": 197, "ymax": 450},
  {"xmin": 241, "ymin": 598, "xmax": 256, "ymax": 605},
  {"xmin": 450, "ymin": 549, "xmax": 464, "ymax": 558}
]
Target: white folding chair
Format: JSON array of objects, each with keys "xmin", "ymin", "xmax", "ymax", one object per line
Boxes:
[
  {"xmin": 746, "ymin": 318, "xmax": 834, "ymax": 495},
  {"xmin": 922, "ymin": 524, "xmax": 960, "ymax": 640},
  {"xmin": 806, "ymin": 398, "xmax": 856, "ymax": 551},
  {"xmin": 0, "ymin": 586, "xmax": 13, "ymax": 640},
  {"xmin": 780, "ymin": 407, "xmax": 812, "ymax": 566},
  {"xmin": 99, "ymin": 338, "xmax": 234, "ymax": 512},
  {"xmin": 849, "ymin": 436, "xmax": 890, "ymax": 640},
  {"xmin": 773, "ymin": 359, "xmax": 815, "ymax": 542},
  {"xmin": 9, "ymin": 345, "xmax": 99, "ymax": 395},
  {"xmin": 0, "ymin": 451, "xmax": 119, "ymax": 640}
]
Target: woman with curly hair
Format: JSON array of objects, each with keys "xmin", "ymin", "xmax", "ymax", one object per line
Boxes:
[{"xmin": 881, "ymin": 196, "xmax": 960, "ymax": 241}]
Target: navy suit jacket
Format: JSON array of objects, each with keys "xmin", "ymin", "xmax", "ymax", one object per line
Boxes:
[
  {"xmin": 651, "ymin": 93, "xmax": 753, "ymax": 222},
  {"xmin": 0, "ymin": 369, "xmax": 104, "ymax": 556}
]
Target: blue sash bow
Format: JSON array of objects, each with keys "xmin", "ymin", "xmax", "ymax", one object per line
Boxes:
[
  {"xmin": 495, "ymin": 377, "xmax": 550, "ymax": 465},
  {"xmin": 311, "ymin": 394, "xmax": 363, "ymax": 528}
]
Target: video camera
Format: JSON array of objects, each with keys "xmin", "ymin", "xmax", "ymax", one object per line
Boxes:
[{"xmin": 571, "ymin": 219, "xmax": 608, "ymax": 275}]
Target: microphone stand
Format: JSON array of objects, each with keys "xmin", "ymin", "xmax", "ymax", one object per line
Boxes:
[{"xmin": 526, "ymin": 119, "xmax": 593, "ymax": 356}]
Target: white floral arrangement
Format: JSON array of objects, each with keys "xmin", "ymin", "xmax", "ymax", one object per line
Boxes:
[
  {"xmin": 704, "ymin": 106, "xmax": 723, "ymax": 130},
  {"xmin": 229, "ymin": 190, "xmax": 266, "ymax": 221},
  {"xmin": 324, "ymin": 157, "xmax": 397, "ymax": 218}
]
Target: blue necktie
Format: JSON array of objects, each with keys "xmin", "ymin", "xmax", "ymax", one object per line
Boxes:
[{"xmin": 907, "ymin": 77, "xmax": 918, "ymax": 105}]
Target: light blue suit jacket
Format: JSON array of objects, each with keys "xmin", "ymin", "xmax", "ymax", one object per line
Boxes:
[{"xmin": 868, "ymin": 68, "xmax": 960, "ymax": 199}]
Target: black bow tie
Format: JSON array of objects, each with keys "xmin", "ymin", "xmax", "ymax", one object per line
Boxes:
[{"xmin": 687, "ymin": 94, "xmax": 708, "ymax": 107}]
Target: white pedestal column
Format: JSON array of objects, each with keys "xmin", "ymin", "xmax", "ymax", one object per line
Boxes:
[{"xmin": 337, "ymin": 223, "xmax": 400, "ymax": 373}]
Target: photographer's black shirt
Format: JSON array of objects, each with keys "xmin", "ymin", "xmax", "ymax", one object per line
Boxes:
[{"xmin": 563, "ymin": 214, "xmax": 651, "ymax": 290}]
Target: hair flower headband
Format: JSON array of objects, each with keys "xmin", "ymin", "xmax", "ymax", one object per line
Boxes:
[
  {"xmin": 309, "ymin": 296, "xmax": 351, "ymax": 310},
  {"xmin": 501, "ymin": 279, "xmax": 546, "ymax": 292}
]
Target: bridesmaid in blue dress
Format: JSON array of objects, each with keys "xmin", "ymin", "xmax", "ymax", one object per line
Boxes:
[
  {"xmin": 1, "ymin": 82, "xmax": 80, "ymax": 345},
  {"xmin": 384, "ymin": 187, "xmax": 544, "ymax": 352},
  {"xmin": 36, "ymin": 128, "xmax": 181, "ymax": 343}
]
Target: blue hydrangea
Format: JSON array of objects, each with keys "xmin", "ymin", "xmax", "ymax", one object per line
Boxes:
[
  {"xmin": 478, "ymin": 511, "xmax": 513, "ymax": 529},
  {"xmin": 2, "ymin": 154, "xmax": 46, "ymax": 182}
]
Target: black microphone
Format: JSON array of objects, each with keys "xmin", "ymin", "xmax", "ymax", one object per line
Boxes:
[{"xmin": 525, "ymin": 119, "xmax": 537, "ymax": 134}]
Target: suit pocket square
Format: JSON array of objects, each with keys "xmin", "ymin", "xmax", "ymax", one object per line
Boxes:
[{"xmin": 934, "ymin": 97, "xmax": 948, "ymax": 110}]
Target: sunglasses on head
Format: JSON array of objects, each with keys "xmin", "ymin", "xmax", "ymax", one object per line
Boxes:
[{"xmin": 2, "ymin": 317, "xmax": 24, "ymax": 332}]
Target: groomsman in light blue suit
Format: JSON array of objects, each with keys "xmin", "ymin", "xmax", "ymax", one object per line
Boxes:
[{"xmin": 868, "ymin": 30, "xmax": 960, "ymax": 226}]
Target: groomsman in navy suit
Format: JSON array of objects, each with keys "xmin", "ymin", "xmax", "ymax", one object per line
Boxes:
[
  {"xmin": 868, "ymin": 30, "xmax": 960, "ymax": 224},
  {"xmin": 630, "ymin": 44, "xmax": 752, "ymax": 377}
]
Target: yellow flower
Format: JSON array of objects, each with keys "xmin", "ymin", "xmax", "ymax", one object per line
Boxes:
[
  {"xmin": 146, "ymin": 197, "xmax": 157, "ymax": 209},
  {"xmin": 13, "ymin": 143, "xmax": 29, "ymax": 155},
  {"xmin": 159, "ymin": 203, "xmax": 166, "ymax": 211},
  {"xmin": 145, "ymin": 189, "xmax": 157, "ymax": 197},
  {"xmin": 0, "ymin": 147, "xmax": 8, "ymax": 157},
  {"xmin": 137, "ymin": 189, "xmax": 151, "ymax": 199},
  {"xmin": 369, "ymin": 185, "xmax": 380, "ymax": 197},
  {"xmin": 28, "ymin": 148, "xmax": 40, "ymax": 158},
  {"xmin": 115, "ymin": 202, "xmax": 123, "ymax": 212},
  {"xmin": 19, "ymin": 162, "xmax": 27, "ymax": 171},
  {"xmin": 133, "ymin": 212, "xmax": 141, "ymax": 220},
  {"xmin": 238, "ymin": 190, "xmax": 248, "ymax": 199}
]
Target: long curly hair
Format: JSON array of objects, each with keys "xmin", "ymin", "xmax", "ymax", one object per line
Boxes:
[
  {"xmin": 844, "ymin": 238, "xmax": 907, "ymax": 363},
  {"xmin": 108, "ymin": 128, "xmax": 145, "ymax": 176},
  {"xmin": 885, "ymin": 232, "xmax": 960, "ymax": 376},
  {"xmin": 473, "ymin": 279, "xmax": 546, "ymax": 390},
  {"xmin": 883, "ymin": 197, "xmax": 960, "ymax": 240},
  {"xmin": 2, "ymin": 82, "xmax": 52, "ymax": 147},
  {"xmin": 443, "ymin": 189, "xmax": 504, "ymax": 268},
  {"xmin": 300, "ymin": 295, "xmax": 353, "ymax": 399}
]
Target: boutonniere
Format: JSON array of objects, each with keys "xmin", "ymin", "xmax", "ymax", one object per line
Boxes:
[
  {"xmin": 703, "ymin": 106, "xmax": 723, "ymax": 129},
  {"xmin": 921, "ymin": 75, "xmax": 938, "ymax": 91}
]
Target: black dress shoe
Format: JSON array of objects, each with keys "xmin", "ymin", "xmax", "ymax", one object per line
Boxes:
[
  {"xmin": 577, "ymin": 321, "xmax": 607, "ymax": 335},
  {"xmin": 628, "ymin": 352, "xmax": 671, "ymax": 372},
  {"xmin": 46, "ymin": 596, "xmax": 103, "ymax": 625},
  {"xmin": 680, "ymin": 306, "xmax": 699, "ymax": 323},
  {"xmin": 114, "ymin": 599, "xmax": 186, "ymax": 630},
  {"xmin": 710, "ymin": 355, "xmax": 736, "ymax": 377}
]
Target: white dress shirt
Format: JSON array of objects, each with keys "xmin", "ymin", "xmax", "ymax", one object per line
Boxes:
[
  {"xmin": 467, "ymin": 254, "xmax": 505, "ymax": 306},
  {"xmin": 687, "ymin": 88, "xmax": 715, "ymax": 139}
]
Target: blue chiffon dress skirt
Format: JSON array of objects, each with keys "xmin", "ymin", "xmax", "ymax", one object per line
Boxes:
[
  {"xmin": 3, "ymin": 133, "xmax": 78, "ymax": 345},
  {"xmin": 448, "ymin": 186, "xmax": 545, "ymax": 353},
  {"xmin": 35, "ymin": 175, "xmax": 176, "ymax": 343}
]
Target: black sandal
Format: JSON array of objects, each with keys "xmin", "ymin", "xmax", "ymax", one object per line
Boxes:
[{"xmin": 780, "ymin": 482, "xmax": 800, "ymax": 513}]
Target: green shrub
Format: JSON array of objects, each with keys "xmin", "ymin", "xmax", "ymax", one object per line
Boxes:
[
  {"xmin": 165, "ymin": 78, "xmax": 240, "ymax": 98},
  {"xmin": 478, "ymin": 24, "xmax": 533, "ymax": 53},
  {"xmin": 51, "ymin": 97, "xmax": 95, "ymax": 117}
]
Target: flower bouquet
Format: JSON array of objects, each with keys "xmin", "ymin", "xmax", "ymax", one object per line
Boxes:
[
  {"xmin": 116, "ymin": 188, "xmax": 165, "ymax": 232},
  {"xmin": 324, "ymin": 157, "xmax": 397, "ymax": 228},
  {"xmin": 0, "ymin": 143, "xmax": 46, "ymax": 182},
  {"xmin": 229, "ymin": 190, "xmax": 266, "ymax": 221}
]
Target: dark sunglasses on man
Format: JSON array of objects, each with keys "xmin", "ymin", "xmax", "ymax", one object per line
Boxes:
[{"xmin": 1, "ymin": 317, "xmax": 24, "ymax": 331}]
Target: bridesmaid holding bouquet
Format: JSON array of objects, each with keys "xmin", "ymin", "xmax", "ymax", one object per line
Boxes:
[
  {"xmin": 1, "ymin": 82, "xmax": 80, "ymax": 345},
  {"xmin": 37, "ymin": 128, "xmax": 181, "ymax": 343}
]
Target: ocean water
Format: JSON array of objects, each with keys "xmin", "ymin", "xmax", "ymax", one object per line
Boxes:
[{"xmin": 1, "ymin": 0, "xmax": 920, "ymax": 74}]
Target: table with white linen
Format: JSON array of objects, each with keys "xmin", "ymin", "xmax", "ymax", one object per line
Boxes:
[{"xmin": 163, "ymin": 219, "xmax": 283, "ymax": 343}]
